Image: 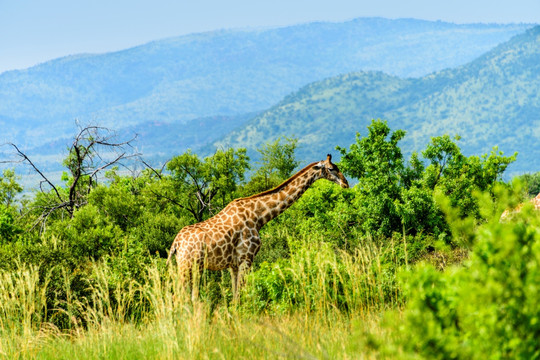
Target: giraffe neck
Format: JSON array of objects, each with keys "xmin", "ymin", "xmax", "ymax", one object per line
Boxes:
[{"xmin": 245, "ymin": 163, "xmax": 322, "ymax": 228}]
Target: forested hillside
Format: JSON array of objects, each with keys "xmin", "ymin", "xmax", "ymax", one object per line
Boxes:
[
  {"xmin": 0, "ymin": 18, "xmax": 530, "ymax": 152},
  {"xmin": 215, "ymin": 26, "xmax": 540, "ymax": 175}
]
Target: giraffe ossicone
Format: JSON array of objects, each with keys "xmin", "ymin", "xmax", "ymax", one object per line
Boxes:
[{"xmin": 167, "ymin": 154, "xmax": 349, "ymax": 299}]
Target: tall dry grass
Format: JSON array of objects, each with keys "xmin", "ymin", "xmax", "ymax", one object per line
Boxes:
[
  {"xmin": 242, "ymin": 238, "xmax": 403, "ymax": 316},
  {"xmin": 0, "ymin": 239, "xmax": 398, "ymax": 359}
]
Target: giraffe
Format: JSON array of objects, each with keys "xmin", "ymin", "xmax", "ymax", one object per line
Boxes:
[
  {"xmin": 167, "ymin": 154, "xmax": 349, "ymax": 299},
  {"xmin": 500, "ymin": 192, "xmax": 540, "ymax": 221}
]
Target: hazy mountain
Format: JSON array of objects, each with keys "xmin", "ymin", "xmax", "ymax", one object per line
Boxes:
[
  {"xmin": 0, "ymin": 18, "xmax": 532, "ymax": 152},
  {"xmin": 213, "ymin": 26, "xmax": 540, "ymax": 175}
]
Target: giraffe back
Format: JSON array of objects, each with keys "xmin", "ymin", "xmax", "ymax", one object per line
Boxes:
[{"xmin": 169, "ymin": 199, "xmax": 259, "ymax": 271}]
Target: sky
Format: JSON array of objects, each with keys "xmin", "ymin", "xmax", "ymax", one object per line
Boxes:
[{"xmin": 1, "ymin": 0, "xmax": 539, "ymax": 74}]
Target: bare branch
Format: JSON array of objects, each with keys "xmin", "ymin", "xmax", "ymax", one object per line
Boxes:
[
  {"xmin": 140, "ymin": 158, "xmax": 167, "ymax": 180},
  {"xmin": 147, "ymin": 188, "xmax": 183, "ymax": 208},
  {"xmin": 8, "ymin": 143, "xmax": 64, "ymax": 203},
  {"xmin": 87, "ymin": 152, "xmax": 141, "ymax": 180},
  {"xmin": 7, "ymin": 123, "xmax": 140, "ymax": 229},
  {"xmin": 146, "ymin": 187, "xmax": 203, "ymax": 221},
  {"xmin": 29, "ymin": 201, "xmax": 71, "ymax": 232}
]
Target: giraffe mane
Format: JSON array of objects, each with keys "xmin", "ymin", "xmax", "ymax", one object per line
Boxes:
[{"xmin": 239, "ymin": 161, "xmax": 319, "ymax": 200}]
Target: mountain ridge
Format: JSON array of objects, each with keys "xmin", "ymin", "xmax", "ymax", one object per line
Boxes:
[
  {"xmin": 0, "ymin": 18, "xmax": 532, "ymax": 151},
  {"xmin": 213, "ymin": 26, "xmax": 540, "ymax": 175}
]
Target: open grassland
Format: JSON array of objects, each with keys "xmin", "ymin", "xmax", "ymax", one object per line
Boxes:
[
  {"xmin": 4, "ymin": 307, "xmax": 388, "ymax": 359},
  {"xmin": 0, "ymin": 247, "xmax": 395, "ymax": 360}
]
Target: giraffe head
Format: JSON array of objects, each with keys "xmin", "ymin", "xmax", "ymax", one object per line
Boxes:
[{"xmin": 314, "ymin": 154, "xmax": 349, "ymax": 188}]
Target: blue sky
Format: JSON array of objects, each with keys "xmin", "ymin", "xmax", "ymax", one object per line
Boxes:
[{"xmin": 1, "ymin": 0, "xmax": 539, "ymax": 73}]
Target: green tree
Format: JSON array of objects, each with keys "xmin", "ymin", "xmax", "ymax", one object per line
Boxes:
[
  {"xmin": 243, "ymin": 136, "xmax": 299, "ymax": 195},
  {"xmin": 0, "ymin": 169, "xmax": 23, "ymax": 242},
  {"xmin": 0, "ymin": 205, "xmax": 21, "ymax": 243},
  {"xmin": 422, "ymin": 134, "xmax": 463, "ymax": 190},
  {"xmin": 0, "ymin": 169, "xmax": 23, "ymax": 207},
  {"xmin": 515, "ymin": 172, "xmax": 540, "ymax": 197},
  {"xmin": 207, "ymin": 147, "xmax": 251, "ymax": 208},
  {"xmin": 167, "ymin": 148, "xmax": 249, "ymax": 221},
  {"xmin": 337, "ymin": 119, "xmax": 406, "ymax": 236},
  {"xmin": 258, "ymin": 136, "xmax": 299, "ymax": 180},
  {"xmin": 422, "ymin": 135, "xmax": 516, "ymax": 217},
  {"xmin": 336, "ymin": 121, "xmax": 515, "ymax": 238}
]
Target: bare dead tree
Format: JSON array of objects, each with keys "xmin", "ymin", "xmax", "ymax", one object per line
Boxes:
[{"xmin": 3, "ymin": 125, "xmax": 140, "ymax": 229}]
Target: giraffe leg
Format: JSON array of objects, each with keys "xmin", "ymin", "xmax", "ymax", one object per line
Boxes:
[
  {"xmin": 229, "ymin": 267, "xmax": 238, "ymax": 300},
  {"xmin": 173, "ymin": 248, "xmax": 191, "ymax": 296},
  {"xmin": 175, "ymin": 253, "xmax": 202, "ymax": 302},
  {"xmin": 175, "ymin": 261, "xmax": 196, "ymax": 302},
  {"xmin": 234, "ymin": 260, "xmax": 252, "ymax": 302},
  {"xmin": 232, "ymin": 232, "xmax": 260, "ymax": 302},
  {"xmin": 190, "ymin": 257, "xmax": 205, "ymax": 302}
]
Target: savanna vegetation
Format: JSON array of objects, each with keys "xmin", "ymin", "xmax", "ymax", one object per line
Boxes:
[{"xmin": 1, "ymin": 119, "xmax": 539, "ymax": 359}]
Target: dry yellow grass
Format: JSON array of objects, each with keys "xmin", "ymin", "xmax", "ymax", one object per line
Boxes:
[{"xmin": 0, "ymin": 249, "xmax": 395, "ymax": 359}]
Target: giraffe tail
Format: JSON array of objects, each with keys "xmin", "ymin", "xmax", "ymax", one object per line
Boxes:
[{"xmin": 166, "ymin": 245, "xmax": 176, "ymax": 266}]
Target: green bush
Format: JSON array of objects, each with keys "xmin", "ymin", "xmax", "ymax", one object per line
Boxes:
[
  {"xmin": 243, "ymin": 240, "xmax": 403, "ymax": 314},
  {"xmin": 0, "ymin": 205, "xmax": 22, "ymax": 243},
  {"xmin": 387, "ymin": 192, "xmax": 540, "ymax": 359},
  {"xmin": 288, "ymin": 181, "xmax": 358, "ymax": 250},
  {"xmin": 515, "ymin": 171, "xmax": 540, "ymax": 197},
  {"xmin": 50, "ymin": 205, "xmax": 125, "ymax": 260}
]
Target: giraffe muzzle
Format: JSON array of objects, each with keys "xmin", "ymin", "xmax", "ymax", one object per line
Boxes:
[{"xmin": 339, "ymin": 175, "xmax": 349, "ymax": 188}]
